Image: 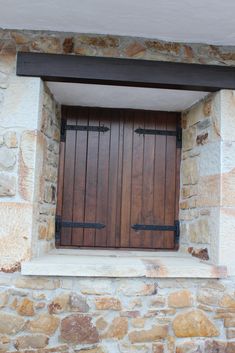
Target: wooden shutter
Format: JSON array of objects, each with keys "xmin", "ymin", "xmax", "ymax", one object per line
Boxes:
[{"xmin": 56, "ymin": 106, "xmax": 181, "ymax": 250}]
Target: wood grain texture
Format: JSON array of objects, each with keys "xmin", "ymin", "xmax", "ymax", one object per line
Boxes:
[{"xmin": 57, "ymin": 107, "xmax": 181, "ymax": 249}]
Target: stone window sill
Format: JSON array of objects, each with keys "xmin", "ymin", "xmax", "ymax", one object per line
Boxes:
[{"xmin": 21, "ymin": 249, "xmax": 227, "ymax": 278}]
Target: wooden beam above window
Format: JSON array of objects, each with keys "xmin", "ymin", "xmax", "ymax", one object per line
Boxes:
[{"xmin": 17, "ymin": 52, "xmax": 235, "ymax": 92}]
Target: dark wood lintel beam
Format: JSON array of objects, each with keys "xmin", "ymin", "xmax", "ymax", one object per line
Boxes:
[{"xmin": 16, "ymin": 52, "xmax": 235, "ymax": 92}]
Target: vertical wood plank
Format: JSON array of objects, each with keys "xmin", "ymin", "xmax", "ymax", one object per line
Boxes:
[
  {"xmin": 129, "ymin": 110, "xmax": 145, "ymax": 248},
  {"xmin": 107, "ymin": 110, "xmax": 121, "ymax": 247},
  {"xmin": 61, "ymin": 107, "xmax": 76, "ymax": 246},
  {"xmin": 164, "ymin": 113, "xmax": 177, "ymax": 249},
  {"xmin": 72, "ymin": 107, "xmax": 89, "ymax": 246},
  {"xmin": 152, "ymin": 112, "xmax": 167, "ymax": 249},
  {"xmin": 120, "ymin": 110, "xmax": 133, "ymax": 248},
  {"xmin": 83, "ymin": 108, "xmax": 100, "ymax": 247},
  {"xmin": 95, "ymin": 109, "xmax": 111, "ymax": 247}
]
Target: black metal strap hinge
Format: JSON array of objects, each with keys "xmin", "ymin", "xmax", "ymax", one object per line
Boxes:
[
  {"xmin": 132, "ymin": 220, "xmax": 180, "ymax": 245},
  {"xmin": 135, "ymin": 127, "xmax": 182, "ymax": 148},
  {"xmin": 61, "ymin": 123, "xmax": 109, "ymax": 141}
]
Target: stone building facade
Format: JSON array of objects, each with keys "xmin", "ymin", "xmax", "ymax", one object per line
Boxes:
[{"xmin": 1, "ymin": 29, "xmax": 235, "ymax": 352}]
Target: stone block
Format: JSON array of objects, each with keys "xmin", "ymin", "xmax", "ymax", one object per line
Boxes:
[
  {"xmin": 118, "ymin": 342, "xmax": 149, "ymax": 353},
  {"xmin": 27, "ymin": 313, "xmax": 60, "ymax": 335},
  {"xmin": 189, "ymin": 218, "xmax": 210, "ymax": 244},
  {"xmin": 152, "ymin": 343, "xmax": 164, "ymax": 353},
  {"xmin": 226, "ymin": 328, "xmax": 235, "ymax": 339},
  {"xmin": 102, "ymin": 317, "xmax": 128, "ymax": 339},
  {"xmin": 182, "ymin": 158, "xmax": 199, "ymax": 185},
  {"xmin": 18, "ymin": 130, "xmax": 37, "ymax": 201},
  {"xmin": 48, "ymin": 293, "xmax": 70, "ymax": 314},
  {"xmin": 0, "ymin": 203, "xmax": 32, "ymax": 271},
  {"xmin": 220, "ymin": 294, "xmax": 235, "ymax": 309},
  {"xmin": 4, "ymin": 131, "xmax": 18, "ymax": 148},
  {"xmin": 0, "ymin": 312, "xmax": 25, "ymax": 334},
  {"xmin": 95, "ymin": 297, "xmax": 121, "ymax": 310},
  {"xmin": 176, "ymin": 342, "xmax": 202, "ymax": 353},
  {"xmin": 168, "ymin": 290, "xmax": 193, "ymax": 308},
  {"xmin": 118, "ymin": 281, "xmax": 157, "ymax": 296},
  {"xmin": 128, "ymin": 324, "xmax": 168, "ymax": 343},
  {"xmin": 14, "ymin": 334, "xmax": 49, "ymax": 349},
  {"xmin": 173, "ymin": 310, "xmax": 219, "ymax": 337},
  {"xmin": 17, "ymin": 298, "xmax": 35, "ymax": 316},
  {"xmin": 0, "ymin": 172, "xmax": 16, "ymax": 196},
  {"xmin": 0, "ymin": 146, "xmax": 16, "ymax": 170},
  {"xmin": 15, "ymin": 277, "xmax": 59, "ymax": 290},
  {"xmin": 183, "ymin": 126, "xmax": 196, "ymax": 151},
  {"xmin": 60, "ymin": 314, "xmax": 99, "ymax": 344},
  {"xmin": 69, "ymin": 292, "xmax": 90, "ymax": 312}
]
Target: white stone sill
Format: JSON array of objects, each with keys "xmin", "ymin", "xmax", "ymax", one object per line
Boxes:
[{"xmin": 21, "ymin": 249, "xmax": 227, "ymax": 278}]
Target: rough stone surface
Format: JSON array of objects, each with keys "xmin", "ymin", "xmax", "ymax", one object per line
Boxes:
[
  {"xmin": 0, "ymin": 173, "xmax": 16, "ymax": 196},
  {"xmin": 14, "ymin": 334, "xmax": 49, "ymax": 349},
  {"xmin": 102, "ymin": 317, "xmax": 128, "ymax": 339},
  {"xmin": 17, "ymin": 298, "xmax": 35, "ymax": 316},
  {"xmin": 173, "ymin": 310, "xmax": 219, "ymax": 337},
  {"xmin": 128, "ymin": 325, "xmax": 168, "ymax": 342},
  {"xmin": 27, "ymin": 314, "xmax": 60, "ymax": 335},
  {"xmin": 168, "ymin": 290, "xmax": 193, "ymax": 308},
  {"xmin": 0, "ymin": 312, "xmax": 25, "ymax": 334},
  {"xmin": 60, "ymin": 314, "xmax": 99, "ymax": 344},
  {"xmin": 95, "ymin": 297, "xmax": 122, "ymax": 310}
]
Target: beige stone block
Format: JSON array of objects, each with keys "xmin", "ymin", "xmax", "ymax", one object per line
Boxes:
[
  {"xmin": 220, "ymin": 294, "xmax": 235, "ymax": 308},
  {"xmin": 224, "ymin": 317, "xmax": 235, "ymax": 327},
  {"xmin": 18, "ymin": 130, "xmax": 37, "ymax": 201},
  {"xmin": 227, "ymin": 328, "xmax": 235, "ymax": 339},
  {"xmin": 48, "ymin": 293, "xmax": 70, "ymax": 314},
  {"xmin": 118, "ymin": 342, "xmax": 149, "ymax": 353},
  {"xmin": 0, "ymin": 202, "xmax": 32, "ymax": 271},
  {"xmin": 221, "ymin": 168, "xmax": 235, "ymax": 207},
  {"xmin": 102, "ymin": 317, "xmax": 128, "ymax": 339},
  {"xmin": 221, "ymin": 90, "xmax": 235, "ymax": 140},
  {"xmin": 27, "ymin": 314, "xmax": 60, "ymax": 335},
  {"xmin": 176, "ymin": 342, "xmax": 201, "ymax": 353},
  {"xmin": 0, "ymin": 172, "xmax": 16, "ymax": 196},
  {"xmin": 118, "ymin": 281, "xmax": 157, "ymax": 296},
  {"xmin": 95, "ymin": 317, "xmax": 108, "ymax": 331},
  {"xmin": 0, "ymin": 146, "xmax": 16, "ymax": 170},
  {"xmin": 197, "ymin": 175, "xmax": 220, "ymax": 207},
  {"xmin": 173, "ymin": 310, "xmax": 219, "ymax": 337},
  {"xmin": 4, "ymin": 131, "xmax": 18, "ymax": 148},
  {"xmin": 189, "ymin": 218, "xmax": 210, "ymax": 243},
  {"xmin": 182, "ymin": 158, "xmax": 199, "ymax": 185},
  {"xmin": 17, "ymin": 298, "xmax": 35, "ymax": 316},
  {"xmin": 181, "ymin": 185, "xmax": 198, "ymax": 199},
  {"xmin": 0, "ymin": 335, "xmax": 10, "ymax": 351},
  {"xmin": 14, "ymin": 334, "xmax": 49, "ymax": 350},
  {"xmin": 183, "ymin": 126, "xmax": 196, "ymax": 151},
  {"xmin": 128, "ymin": 324, "xmax": 168, "ymax": 343},
  {"xmin": 0, "ymin": 77, "xmax": 42, "ymax": 130},
  {"xmin": 152, "ymin": 343, "xmax": 164, "ymax": 353},
  {"xmin": 168, "ymin": 290, "xmax": 193, "ymax": 308},
  {"xmin": 131, "ymin": 317, "xmax": 146, "ymax": 328},
  {"xmin": 0, "ymin": 312, "xmax": 25, "ymax": 334},
  {"xmin": 197, "ymin": 289, "xmax": 221, "ymax": 306},
  {"xmin": 95, "ymin": 297, "xmax": 121, "ymax": 310},
  {"xmin": 15, "ymin": 277, "xmax": 60, "ymax": 290}
]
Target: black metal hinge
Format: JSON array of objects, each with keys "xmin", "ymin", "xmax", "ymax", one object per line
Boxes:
[
  {"xmin": 60, "ymin": 123, "xmax": 109, "ymax": 142},
  {"xmin": 132, "ymin": 220, "xmax": 180, "ymax": 246},
  {"xmin": 135, "ymin": 127, "xmax": 182, "ymax": 148}
]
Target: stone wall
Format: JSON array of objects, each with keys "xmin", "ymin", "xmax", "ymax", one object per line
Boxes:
[
  {"xmin": 1, "ymin": 28, "xmax": 235, "ymax": 65},
  {"xmin": 0, "ymin": 38, "xmax": 60, "ymax": 270},
  {"xmin": 0, "ymin": 274, "xmax": 235, "ymax": 352},
  {"xmin": 180, "ymin": 92, "xmax": 221, "ymax": 264},
  {"xmin": 1, "ymin": 29, "xmax": 235, "ymax": 352}
]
